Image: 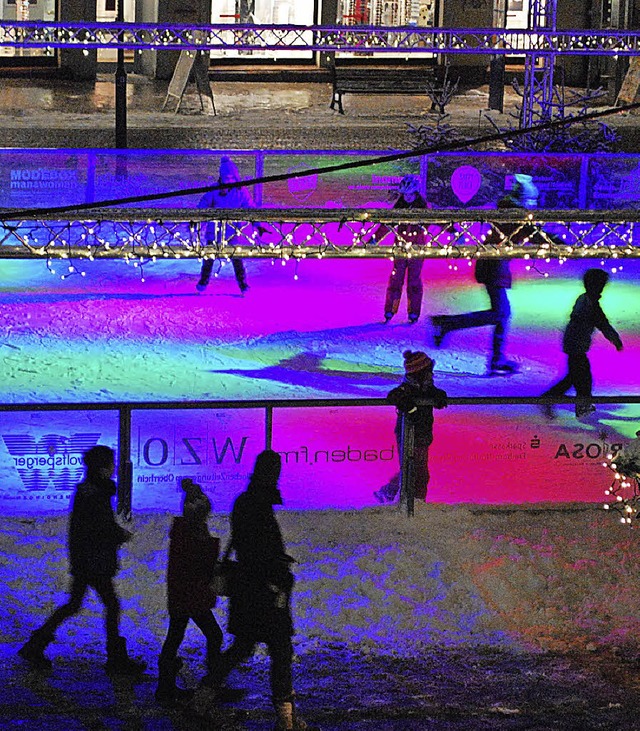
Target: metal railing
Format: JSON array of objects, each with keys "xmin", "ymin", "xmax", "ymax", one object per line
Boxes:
[
  {"xmin": 2, "ymin": 209, "xmax": 640, "ymax": 260},
  {"xmin": 0, "ymin": 22, "xmax": 639, "ymax": 56}
]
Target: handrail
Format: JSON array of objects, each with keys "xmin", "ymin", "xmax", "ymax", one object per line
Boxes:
[{"xmin": 0, "ymin": 395, "xmax": 638, "ymax": 411}]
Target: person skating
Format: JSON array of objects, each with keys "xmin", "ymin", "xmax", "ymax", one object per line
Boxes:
[
  {"xmin": 374, "ymin": 350, "xmax": 447, "ymax": 505},
  {"xmin": 207, "ymin": 450, "xmax": 318, "ymax": 731},
  {"xmin": 18, "ymin": 446, "xmax": 146, "ymax": 677},
  {"xmin": 197, "ymin": 156, "xmax": 262, "ymax": 295},
  {"xmin": 430, "ymin": 173, "xmax": 540, "ymax": 376},
  {"xmin": 155, "ymin": 478, "xmax": 223, "ymax": 708},
  {"xmin": 374, "ymin": 175, "xmax": 429, "ymax": 324},
  {"xmin": 540, "ymin": 267, "xmax": 623, "ymax": 420}
]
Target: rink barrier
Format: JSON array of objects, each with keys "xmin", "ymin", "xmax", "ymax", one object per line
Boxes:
[{"xmin": 0, "ymin": 395, "xmax": 638, "ymax": 519}]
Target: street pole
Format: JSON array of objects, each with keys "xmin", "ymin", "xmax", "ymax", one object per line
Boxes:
[
  {"xmin": 488, "ymin": 0, "xmax": 507, "ymax": 112},
  {"xmin": 115, "ymin": 0, "xmax": 127, "ymax": 149}
]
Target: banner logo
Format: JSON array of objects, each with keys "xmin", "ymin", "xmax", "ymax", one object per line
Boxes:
[{"xmin": 2, "ymin": 433, "xmax": 101, "ymax": 492}]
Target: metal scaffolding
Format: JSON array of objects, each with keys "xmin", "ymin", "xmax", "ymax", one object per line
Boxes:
[
  {"xmin": 521, "ymin": 0, "xmax": 558, "ymax": 128},
  {"xmin": 0, "ymin": 21, "xmax": 639, "ymax": 55},
  {"xmin": 1, "ymin": 208, "xmax": 638, "ymax": 261}
]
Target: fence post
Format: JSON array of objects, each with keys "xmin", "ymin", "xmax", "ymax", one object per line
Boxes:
[
  {"xmin": 398, "ymin": 414, "xmax": 415, "ymax": 517},
  {"xmin": 265, "ymin": 405, "xmax": 273, "ymax": 450},
  {"xmin": 117, "ymin": 406, "xmax": 133, "ymax": 521}
]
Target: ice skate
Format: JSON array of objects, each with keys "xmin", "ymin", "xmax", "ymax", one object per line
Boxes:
[
  {"xmin": 488, "ymin": 360, "xmax": 519, "ymax": 376},
  {"xmin": 105, "ymin": 637, "xmax": 146, "ymax": 677},
  {"xmin": 576, "ymin": 403, "xmax": 596, "ymax": 419},
  {"xmin": 539, "ymin": 402, "xmax": 557, "ymax": 421}
]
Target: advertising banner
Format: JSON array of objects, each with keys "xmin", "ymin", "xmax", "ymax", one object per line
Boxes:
[
  {"xmin": 0, "ymin": 410, "xmax": 119, "ymax": 513},
  {"xmin": 426, "ymin": 153, "xmax": 583, "ymax": 209},
  {"xmin": 131, "ymin": 408, "xmax": 266, "ymax": 513},
  {"xmin": 0, "ymin": 404, "xmax": 634, "ymax": 514}
]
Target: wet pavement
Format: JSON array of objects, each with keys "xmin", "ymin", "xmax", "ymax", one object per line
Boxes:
[{"xmin": 2, "ymin": 72, "xmax": 640, "ymax": 150}]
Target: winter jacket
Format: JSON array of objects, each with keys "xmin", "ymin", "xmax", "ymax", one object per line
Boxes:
[
  {"xmin": 563, "ymin": 292, "xmax": 623, "ymax": 355},
  {"xmin": 166, "ymin": 517, "xmax": 220, "ymax": 617},
  {"xmin": 387, "ymin": 378, "xmax": 448, "ymax": 443},
  {"xmin": 227, "ymin": 489, "xmax": 295, "ymax": 639},
  {"xmin": 68, "ymin": 478, "xmax": 128, "ymax": 579},
  {"xmin": 394, "ymin": 194, "xmax": 429, "ymax": 247},
  {"xmin": 475, "ymin": 259, "xmax": 512, "ymax": 289},
  {"xmin": 198, "ymin": 186, "xmax": 256, "ymax": 243}
]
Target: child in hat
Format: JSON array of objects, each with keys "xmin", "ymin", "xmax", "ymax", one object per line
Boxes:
[
  {"xmin": 374, "ymin": 350, "xmax": 447, "ymax": 504},
  {"xmin": 155, "ymin": 478, "xmax": 223, "ymax": 707}
]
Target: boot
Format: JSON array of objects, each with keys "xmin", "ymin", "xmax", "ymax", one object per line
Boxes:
[
  {"xmin": 273, "ymin": 695, "xmax": 317, "ymax": 731},
  {"xmin": 155, "ymin": 656, "xmax": 193, "ymax": 707},
  {"xmin": 105, "ymin": 636, "xmax": 146, "ymax": 677},
  {"xmin": 18, "ymin": 630, "xmax": 53, "ymax": 669}
]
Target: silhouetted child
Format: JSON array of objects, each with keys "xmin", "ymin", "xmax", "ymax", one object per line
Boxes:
[
  {"xmin": 374, "ymin": 350, "xmax": 447, "ymax": 504},
  {"xmin": 541, "ymin": 268, "xmax": 623, "ymax": 419},
  {"xmin": 18, "ymin": 446, "xmax": 146, "ymax": 676},
  {"xmin": 155, "ymin": 478, "xmax": 223, "ymax": 707}
]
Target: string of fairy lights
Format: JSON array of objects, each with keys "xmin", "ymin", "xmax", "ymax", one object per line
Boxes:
[
  {"xmin": 603, "ymin": 433, "xmax": 640, "ymax": 527},
  {"xmin": 1, "ymin": 208, "xmax": 638, "ymax": 282}
]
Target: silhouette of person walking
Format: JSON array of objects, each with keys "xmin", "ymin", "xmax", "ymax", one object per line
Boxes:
[
  {"xmin": 18, "ymin": 445, "xmax": 146, "ymax": 676},
  {"xmin": 207, "ymin": 450, "xmax": 317, "ymax": 731},
  {"xmin": 377, "ymin": 175, "xmax": 429, "ymax": 324},
  {"xmin": 430, "ymin": 173, "xmax": 539, "ymax": 375},
  {"xmin": 155, "ymin": 478, "xmax": 223, "ymax": 707},
  {"xmin": 541, "ymin": 267, "xmax": 623, "ymax": 419}
]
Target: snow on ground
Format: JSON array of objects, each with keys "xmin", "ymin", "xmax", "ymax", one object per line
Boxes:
[{"xmin": 3, "ymin": 505, "xmax": 640, "ymax": 729}]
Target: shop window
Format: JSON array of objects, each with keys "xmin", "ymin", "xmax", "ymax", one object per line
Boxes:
[
  {"xmin": 0, "ymin": 0, "xmax": 56, "ymax": 58},
  {"xmin": 336, "ymin": 0, "xmax": 437, "ymax": 58},
  {"xmin": 210, "ymin": 0, "xmax": 315, "ymax": 60}
]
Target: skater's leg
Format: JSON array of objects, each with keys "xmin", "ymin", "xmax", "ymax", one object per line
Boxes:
[
  {"xmin": 192, "ymin": 611, "xmax": 223, "ymax": 677},
  {"xmin": 384, "ymin": 259, "xmax": 407, "ymax": 321},
  {"xmin": 406, "ymin": 259, "xmax": 424, "ymax": 322},
  {"xmin": 232, "ymin": 258, "xmax": 249, "ymax": 292},
  {"xmin": 198, "ymin": 256, "xmax": 214, "ymax": 289}
]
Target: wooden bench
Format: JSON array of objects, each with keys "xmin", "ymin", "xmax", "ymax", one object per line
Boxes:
[{"xmin": 329, "ymin": 65, "xmax": 436, "ymax": 115}]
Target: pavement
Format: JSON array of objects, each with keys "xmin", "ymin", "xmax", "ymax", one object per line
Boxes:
[{"xmin": 2, "ymin": 72, "xmax": 640, "ymax": 150}]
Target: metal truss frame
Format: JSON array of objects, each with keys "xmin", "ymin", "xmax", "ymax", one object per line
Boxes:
[
  {"xmin": 0, "ymin": 22, "xmax": 640, "ymax": 56},
  {"xmin": 521, "ymin": 0, "xmax": 557, "ymax": 128},
  {"xmin": 1, "ymin": 208, "xmax": 638, "ymax": 261}
]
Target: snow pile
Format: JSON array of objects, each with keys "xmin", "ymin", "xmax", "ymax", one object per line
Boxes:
[{"xmin": 3, "ymin": 504, "xmax": 640, "ymax": 667}]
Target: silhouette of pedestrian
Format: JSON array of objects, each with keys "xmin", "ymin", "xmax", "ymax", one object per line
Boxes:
[
  {"xmin": 18, "ymin": 445, "xmax": 146, "ymax": 676},
  {"xmin": 207, "ymin": 450, "xmax": 317, "ymax": 731},
  {"xmin": 540, "ymin": 267, "xmax": 623, "ymax": 420},
  {"xmin": 155, "ymin": 478, "xmax": 223, "ymax": 707},
  {"xmin": 430, "ymin": 173, "xmax": 539, "ymax": 375},
  {"xmin": 196, "ymin": 156, "xmax": 263, "ymax": 295},
  {"xmin": 374, "ymin": 350, "xmax": 447, "ymax": 505}
]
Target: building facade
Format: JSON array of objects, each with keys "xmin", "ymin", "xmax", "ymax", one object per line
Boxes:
[{"xmin": 0, "ymin": 0, "xmax": 634, "ymax": 88}]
